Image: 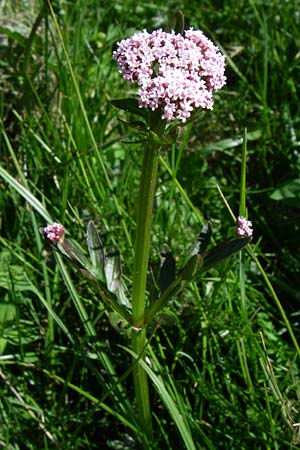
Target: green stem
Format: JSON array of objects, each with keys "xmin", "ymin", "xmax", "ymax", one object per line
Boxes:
[{"xmin": 131, "ymin": 140, "xmax": 160, "ymax": 440}]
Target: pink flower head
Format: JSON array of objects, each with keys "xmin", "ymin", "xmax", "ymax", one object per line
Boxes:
[
  {"xmin": 113, "ymin": 28, "xmax": 226, "ymax": 122},
  {"xmin": 236, "ymin": 216, "xmax": 253, "ymax": 238},
  {"xmin": 43, "ymin": 223, "xmax": 65, "ymax": 243}
]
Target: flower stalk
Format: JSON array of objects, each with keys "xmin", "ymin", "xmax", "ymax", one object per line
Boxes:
[{"xmin": 131, "ymin": 134, "xmax": 161, "ymax": 438}]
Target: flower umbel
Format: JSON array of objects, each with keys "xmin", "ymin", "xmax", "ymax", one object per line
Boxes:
[
  {"xmin": 113, "ymin": 28, "xmax": 226, "ymax": 122},
  {"xmin": 43, "ymin": 223, "xmax": 65, "ymax": 243},
  {"xmin": 236, "ymin": 216, "xmax": 253, "ymax": 238}
]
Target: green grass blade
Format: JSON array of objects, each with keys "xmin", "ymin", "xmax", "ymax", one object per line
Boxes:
[
  {"xmin": 239, "ymin": 129, "xmax": 247, "ymax": 217},
  {"xmin": 122, "ymin": 346, "xmax": 197, "ymax": 450},
  {"xmin": 0, "ymin": 165, "xmax": 52, "ymax": 223}
]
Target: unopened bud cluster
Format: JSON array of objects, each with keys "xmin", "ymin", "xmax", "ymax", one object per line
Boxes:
[{"xmin": 236, "ymin": 216, "xmax": 253, "ymax": 238}]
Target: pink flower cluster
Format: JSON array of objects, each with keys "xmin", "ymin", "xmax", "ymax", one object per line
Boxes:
[
  {"xmin": 236, "ymin": 216, "xmax": 253, "ymax": 238},
  {"xmin": 113, "ymin": 28, "xmax": 226, "ymax": 122},
  {"xmin": 43, "ymin": 223, "xmax": 65, "ymax": 243}
]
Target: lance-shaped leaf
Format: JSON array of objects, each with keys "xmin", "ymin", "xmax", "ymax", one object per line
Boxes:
[
  {"xmin": 186, "ymin": 222, "xmax": 212, "ymax": 260},
  {"xmin": 181, "ymin": 254, "xmax": 203, "ymax": 281},
  {"xmin": 39, "ymin": 227, "xmax": 93, "ymax": 274},
  {"xmin": 159, "ymin": 244, "xmax": 176, "ymax": 294},
  {"xmin": 144, "ymin": 235, "xmax": 251, "ymax": 325},
  {"xmin": 144, "ymin": 254, "xmax": 203, "ymax": 325},
  {"xmin": 40, "ymin": 227, "xmax": 132, "ymax": 324},
  {"xmin": 104, "ymin": 246, "xmax": 121, "ymax": 292},
  {"xmin": 201, "ymin": 236, "xmax": 251, "ymax": 272},
  {"xmin": 104, "ymin": 246, "xmax": 130, "ymax": 308},
  {"xmin": 197, "ymin": 221, "xmax": 212, "ymax": 255},
  {"xmin": 110, "ymin": 98, "xmax": 149, "ymax": 119},
  {"xmin": 86, "ymin": 221, "xmax": 105, "ymax": 282},
  {"xmin": 165, "ymin": 10, "xmax": 185, "ymax": 34}
]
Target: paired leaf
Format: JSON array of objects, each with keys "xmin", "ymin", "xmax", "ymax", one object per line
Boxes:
[
  {"xmin": 159, "ymin": 244, "xmax": 176, "ymax": 293},
  {"xmin": 39, "ymin": 227, "xmax": 93, "ymax": 275},
  {"xmin": 197, "ymin": 221, "xmax": 213, "ymax": 254},
  {"xmin": 145, "ymin": 231, "xmax": 250, "ymax": 325},
  {"xmin": 110, "ymin": 98, "xmax": 149, "ymax": 119},
  {"xmin": 201, "ymin": 236, "xmax": 251, "ymax": 272},
  {"xmin": 181, "ymin": 254, "xmax": 203, "ymax": 281},
  {"xmin": 104, "ymin": 246, "xmax": 130, "ymax": 308},
  {"xmin": 186, "ymin": 221, "xmax": 212, "ymax": 259},
  {"xmin": 87, "ymin": 223, "xmax": 130, "ymax": 309},
  {"xmin": 60, "ymin": 239, "xmax": 93, "ymax": 272},
  {"xmin": 87, "ymin": 221, "xmax": 105, "ymax": 281},
  {"xmin": 165, "ymin": 10, "xmax": 185, "ymax": 34},
  {"xmin": 40, "ymin": 223, "xmax": 131, "ymax": 317}
]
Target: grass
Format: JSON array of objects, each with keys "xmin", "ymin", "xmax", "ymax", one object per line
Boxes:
[{"xmin": 1, "ymin": 0, "xmax": 300, "ymax": 449}]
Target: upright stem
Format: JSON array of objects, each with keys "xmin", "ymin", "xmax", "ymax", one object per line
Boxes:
[{"xmin": 131, "ymin": 140, "xmax": 160, "ymax": 440}]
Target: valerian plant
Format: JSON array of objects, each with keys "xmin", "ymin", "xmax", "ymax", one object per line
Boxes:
[{"xmin": 40, "ymin": 12, "xmax": 252, "ymax": 447}]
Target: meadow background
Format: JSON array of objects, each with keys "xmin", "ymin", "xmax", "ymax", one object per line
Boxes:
[{"xmin": 1, "ymin": 0, "xmax": 300, "ymax": 449}]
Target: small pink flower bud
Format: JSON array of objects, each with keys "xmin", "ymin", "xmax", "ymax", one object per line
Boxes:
[
  {"xmin": 236, "ymin": 216, "xmax": 253, "ymax": 238},
  {"xmin": 43, "ymin": 223, "xmax": 65, "ymax": 243}
]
